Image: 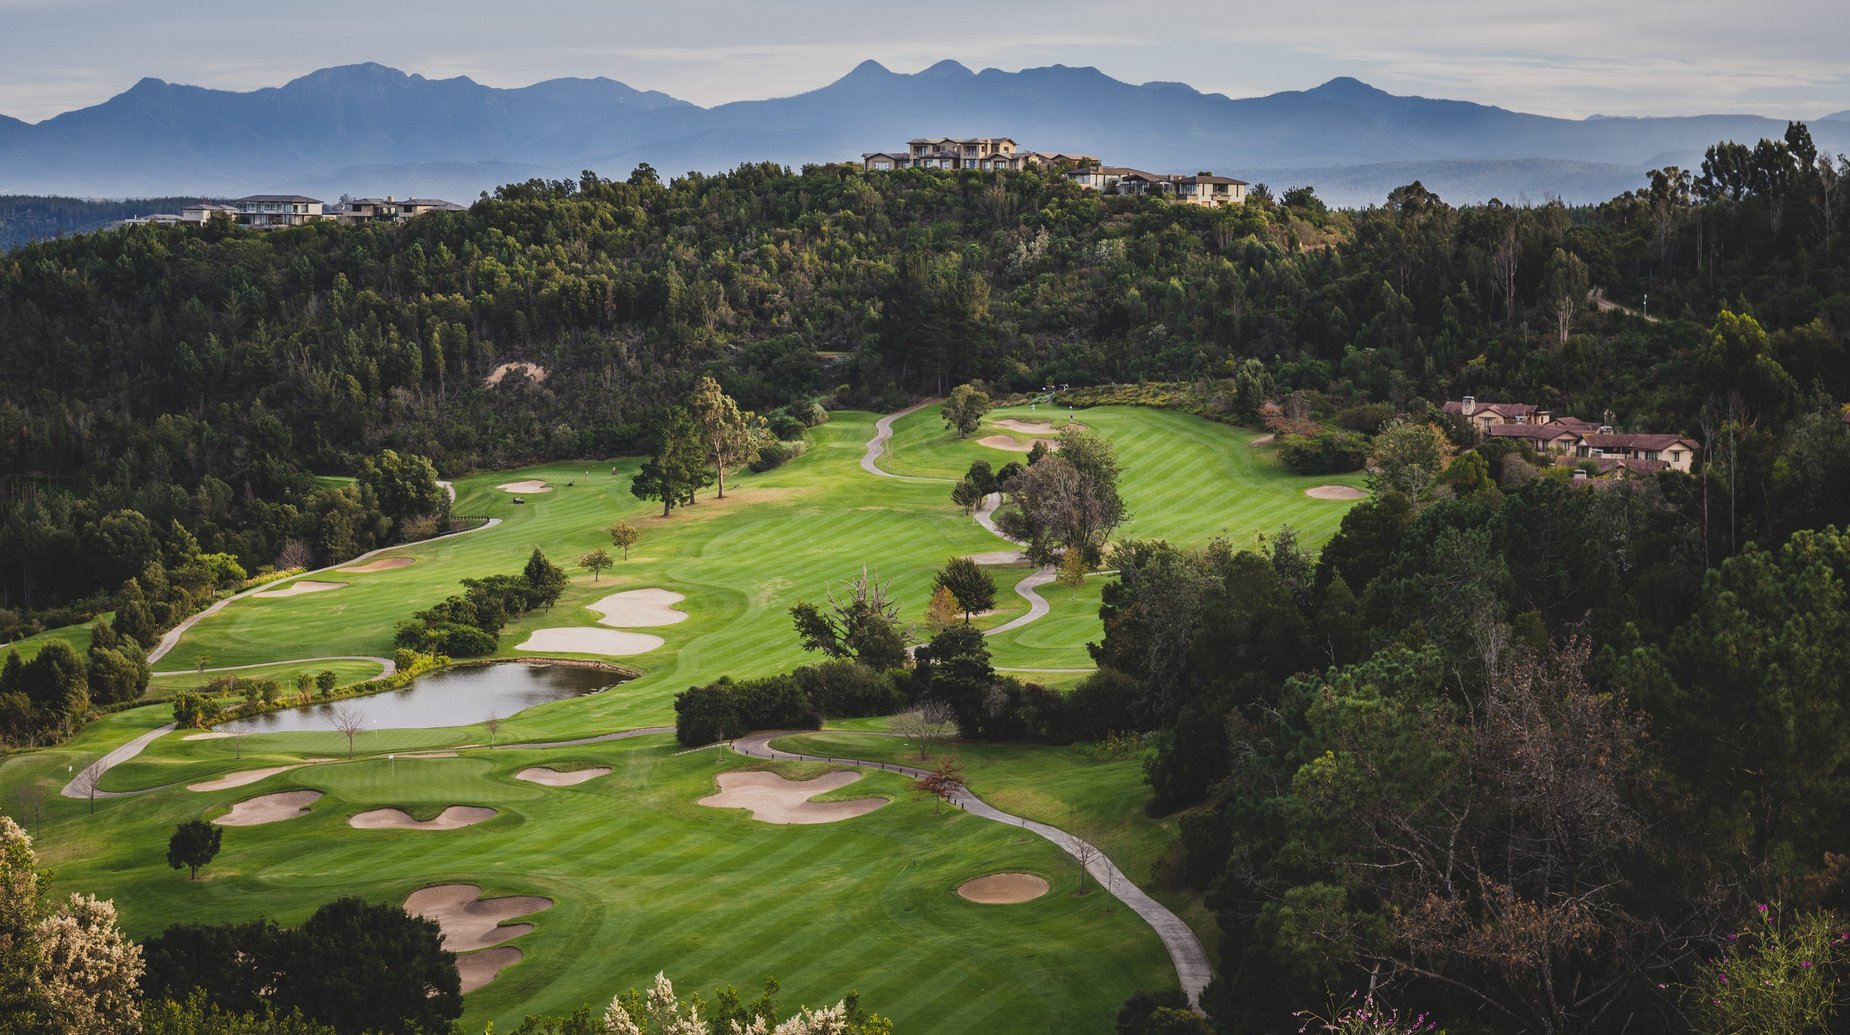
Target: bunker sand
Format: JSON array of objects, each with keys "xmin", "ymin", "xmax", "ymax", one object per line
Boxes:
[
  {"xmin": 349, "ymin": 806, "xmax": 497, "ymax": 830},
  {"xmin": 516, "ymin": 628, "xmax": 665, "ymax": 655},
  {"xmin": 1305, "ymin": 485, "xmax": 1367, "ymax": 500},
  {"xmin": 698, "ymin": 770, "xmax": 887, "ymax": 825},
  {"xmin": 588, "ymin": 588, "xmax": 687, "ymax": 627},
  {"xmin": 497, "ymin": 480, "xmax": 552, "ymax": 494},
  {"xmin": 252, "ymin": 581, "xmax": 345, "ymax": 598},
  {"xmin": 215, "ymin": 790, "xmax": 322, "ymax": 827},
  {"xmin": 515, "ymin": 766, "xmax": 612, "ymax": 787},
  {"xmin": 957, "ymin": 872, "xmax": 1051, "ymax": 904}
]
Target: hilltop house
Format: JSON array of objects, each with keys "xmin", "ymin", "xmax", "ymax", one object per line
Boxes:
[
  {"xmin": 328, "ymin": 196, "xmax": 464, "ymax": 224},
  {"xmin": 1447, "ymin": 397, "xmax": 1698, "ymax": 476},
  {"xmin": 862, "ymin": 137, "xmax": 1098, "ymax": 172},
  {"xmin": 227, "ymin": 195, "xmax": 324, "ymax": 227},
  {"xmin": 1066, "ymin": 166, "xmax": 1249, "ymax": 207}
]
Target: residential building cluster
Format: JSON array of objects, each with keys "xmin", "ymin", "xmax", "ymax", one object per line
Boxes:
[
  {"xmin": 124, "ymin": 194, "xmax": 463, "ymax": 230},
  {"xmin": 1443, "ymin": 396, "xmax": 1698, "ymax": 479},
  {"xmin": 858, "ymin": 136, "xmax": 1249, "ymax": 207}
]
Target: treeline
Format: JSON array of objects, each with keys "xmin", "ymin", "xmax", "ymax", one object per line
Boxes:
[
  {"xmin": 6, "ymin": 125, "xmax": 1849, "ymax": 620},
  {"xmin": 0, "ymin": 195, "xmax": 205, "ymax": 251}
]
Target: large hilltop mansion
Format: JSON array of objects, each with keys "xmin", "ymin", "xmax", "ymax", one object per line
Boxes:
[
  {"xmin": 127, "ymin": 194, "xmax": 463, "ymax": 230},
  {"xmin": 860, "ymin": 136, "xmax": 1249, "ymax": 208},
  {"xmin": 1443, "ymin": 396, "xmax": 1698, "ymax": 478}
]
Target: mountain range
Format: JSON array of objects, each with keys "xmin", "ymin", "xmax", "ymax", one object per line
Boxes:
[{"xmin": 3, "ymin": 60, "xmax": 1847, "ymax": 207}]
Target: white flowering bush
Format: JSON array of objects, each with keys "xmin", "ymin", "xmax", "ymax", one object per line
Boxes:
[{"xmin": 601, "ymin": 973, "xmax": 873, "ymax": 1035}]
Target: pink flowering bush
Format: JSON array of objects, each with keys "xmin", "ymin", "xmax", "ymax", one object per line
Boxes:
[{"xmin": 1685, "ymin": 904, "xmax": 1849, "ymax": 1035}]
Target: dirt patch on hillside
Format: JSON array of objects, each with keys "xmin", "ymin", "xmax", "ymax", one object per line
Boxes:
[
  {"xmin": 1305, "ymin": 485, "xmax": 1368, "ymax": 500},
  {"xmin": 215, "ymin": 790, "xmax": 322, "ymax": 826},
  {"xmin": 484, "ymin": 361, "xmax": 549, "ymax": 387},
  {"xmin": 515, "ymin": 766, "xmax": 612, "ymax": 787},
  {"xmin": 253, "ymin": 581, "xmax": 345, "ymax": 598},
  {"xmin": 956, "ymin": 872, "xmax": 1051, "ymax": 904},
  {"xmin": 497, "ymin": 480, "xmax": 551, "ymax": 494},
  {"xmin": 588, "ymin": 588, "xmax": 687, "ymax": 627},
  {"xmin": 338, "ymin": 557, "xmax": 415, "ymax": 573},
  {"xmin": 698, "ymin": 770, "xmax": 887, "ymax": 825},
  {"xmin": 349, "ymin": 806, "xmax": 497, "ymax": 830},
  {"xmin": 516, "ymin": 628, "xmax": 665, "ymax": 656},
  {"xmin": 189, "ymin": 765, "xmax": 304, "ymax": 792}
]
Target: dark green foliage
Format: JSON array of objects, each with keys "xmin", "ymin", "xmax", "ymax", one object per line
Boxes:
[
  {"xmin": 86, "ymin": 618, "xmax": 150, "ymax": 705},
  {"xmin": 143, "ymin": 919, "xmax": 290, "ymax": 1015},
  {"xmin": 963, "ymin": 459, "xmax": 997, "ymax": 495},
  {"xmin": 1060, "ymin": 668, "xmax": 1145, "ymax": 741},
  {"xmin": 673, "ymin": 674, "xmax": 820, "ymax": 746},
  {"xmin": 1117, "ymin": 989, "xmax": 1212, "ymax": 1035},
  {"xmin": 912, "ymin": 624, "xmax": 997, "ymax": 735},
  {"xmin": 1275, "ymin": 428, "xmax": 1369, "ymax": 474},
  {"xmin": 933, "ymin": 557, "xmax": 997, "ymax": 621},
  {"xmin": 748, "ymin": 439, "xmax": 806, "ymax": 472},
  {"xmin": 792, "ymin": 660, "xmax": 905, "ymax": 719},
  {"xmin": 271, "ymin": 897, "xmax": 461, "ymax": 1035},
  {"xmin": 142, "ymin": 992, "xmax": 339, "ymax": 1035},
  {"xmin": 167, "ymin": 818, "xmax": 223, "ymax": 879},
  {"xmin": 632, "ymin": 406, "xmax": 715, "ymax": 517},
  {"xmin": 392, "ymin": 554, "xmax": 564, "ymax": 656}
]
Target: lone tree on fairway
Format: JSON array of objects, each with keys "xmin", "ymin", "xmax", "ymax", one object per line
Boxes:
[
  {"xmin": 950, "ymin": 478, "xmax": 983, "ymax": 514},
  {"xmin": 631, "ymin": 407, "xmax": 714, "ymax": 517},
  {"xmin": 330, "ymin": 704, "xmax": 367, "ymax": 760},
  {"xmin": 1056, "ymin": 548, "xmax": 1088, "ymax": 600},
  {"xmin": 71, "ymin": 760, "xmax": 105, "ymax": 815},
  {"xmin": 941, "ymin": 384, "xmax": 991, "ymax": 438},
  {"xmin": 892, "ymin": 702, "xmax": 959, "ymax": 761},
  {"xmin": 523, "ymin": 548, "xmax": 569, "ymax": 607},
  {"xmin": 483, "ymin": 712, "xmax": 503, "ymax": 748},
  {"xmin": 934, "ymin": 557, "xmax": 997, "ymax": 622},
  {"xmin": 789, "ymin": 566, "xmax": 912, "ymax": 671},
  {"xmin": 686, "ymin": 374, "xmax": 770, "ymax": 500},
  {"xmin": 608, "ymin": 521, "xmax": 641, "ymax": 560},
  {"xmin": 1001, "ymin": 427, "xmax": 1125, "ymax": 565},
  {"xmin": 914, "ymin": 755, "xmax": 964, "ymax": 814},
  {"xmin": 167, "ymin": 819, "xmax": 222, "ymax": 880},
  {"xmin": 579, "ymin": 549, "xmax": 614, "ymax": 582}
]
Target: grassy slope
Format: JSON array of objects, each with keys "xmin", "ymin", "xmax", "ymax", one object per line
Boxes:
[
  {"xmin": 0, "ymin": 404, "xmax": 1363, "ymax": 1030},
  {"xmin": 13, "ymin": 734, "xmax": 1169, "ymax": 1032}
]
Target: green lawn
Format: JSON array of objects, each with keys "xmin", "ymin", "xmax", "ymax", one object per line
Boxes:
[
  {"xmin": 9, "ymin": 733, "xmax": 1170, "ymax": 1032},
  {"xmin": 148, "ymin": 659, "xmax": 387, "ymax": 694},
  {"xmin": 0, "ymin": 403, "xmax": 1363, "ymax": 1030}
]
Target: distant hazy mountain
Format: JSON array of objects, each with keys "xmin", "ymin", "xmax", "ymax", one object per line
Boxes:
[{"xmin": 2, "ymin": 61, "xmax": 1845, "ymax": 207}]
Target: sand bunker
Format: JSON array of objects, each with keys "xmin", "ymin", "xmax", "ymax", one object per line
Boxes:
[
  {"xmin": 966, "ymin": 550, "xmax": 1027, "ymax": 565},
  {"xmin": 253, "ymin": 580, "xmax": 345, "ymax": 598},
  {"xmin": 338, "ymin": 556, "xmax": 415, "ymax": 573},
  {"xmin": 1305, "ymin": 485, "xmax": 1368, "ymax": 500},
  {"xmin": 404, "ymin": 884, "xmax": 554, "ymax": 953},
  {"xmin": 956, "ymin": 872, "xmax": 1051, "ymax": 904},
  {"xmin": 349, "ymin": 806, "xmax": 497, "ymax": 830},
  {"xmin": 183, "ymin": 731, "xmax": 230, "ymax": 741},
  {"xmin": 497, "ymin": 480, "xmax": 552, "ymax": 494},
  {"xmin": 993, "ymin": 419, "xmax": 1085, "ymax": 434},
  {"xmin": 483, "ymin": 361, "xmax": 549, "ymax": 387},
  {"xmin": 588, "ymin": 588, "xmax": 687, "ymax": 628},
  {"xmin": 977, "ymin": 435, "xmax": 1040, "ymax": 453},
  {"xmin": 189, "ymin": 765, "xmax": 303, "ymax": 792},
  {"xmin": 515, "ymin": 766, "xmax": 612, "ymax": 787},
  {"xmin": 698, "ymin": 770, "xmax": 887, "ymax": 825},
  {"xmin": 457, "ymin": 946, "xmax": 523, "ymax": 994},
  {"xmin": 517, "ymin": 628, "xmax": 664, "ymax": 655},
  {"xmin": 215, "ymin": 790, "xmax": 322, "ymax": 827}
]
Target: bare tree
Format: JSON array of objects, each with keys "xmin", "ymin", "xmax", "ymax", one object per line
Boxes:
[
  {"xmin": 229, "ymin": 726, "xmax": 246, "ymax": 760},
  {"xmin": 71, "ymin": 760, "xmax": 106, "ymax": 815},
  {"xmin": 11, "ymin": 783, "xmax": 46, "ymax": 832},
  {"xmin": 483, "ymin": 712, "xmax": 503, "ymax": 749},
  {"xmin": 275, "ymin": 538, "xmax": 315, "ymax": 571},
  {"xmin": 892, "ymin": 702, "xmax": 958, "ymax": 761},
  {"xmin": 331, "ymin": 704, "xmax": 367, "ymax": 759},
  {"xmin": 1064, "ymin": 834, "xmax": 1100, "ymax": 895}
]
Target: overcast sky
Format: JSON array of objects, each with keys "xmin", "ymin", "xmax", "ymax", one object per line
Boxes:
[{"xmin": 2, "ymin": 0, "xmax": 1846, "ymax": 123}]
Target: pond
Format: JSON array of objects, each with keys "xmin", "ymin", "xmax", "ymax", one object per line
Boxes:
[{"xmin": 215, "ymin": 663, "xmax": 619, "ymax": 734}]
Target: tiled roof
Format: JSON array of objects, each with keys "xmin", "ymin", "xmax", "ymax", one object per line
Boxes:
[{"xmin": 1581, "ymin": 432, "xmax": 1696, "ymax": 450}]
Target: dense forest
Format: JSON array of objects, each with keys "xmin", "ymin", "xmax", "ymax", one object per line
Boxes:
[
  {"xmin": 4, "ymin": 120, "xmax": 1850, "ymax": 1031},
  {"xmin": 0, "ymin": 196, "xmax": 208, "ymax": 251}
]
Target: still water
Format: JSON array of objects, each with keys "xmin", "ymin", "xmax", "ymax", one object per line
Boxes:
[{"xmin": 215, "ymin": 663, "xmax": 618, "ymax": 733}]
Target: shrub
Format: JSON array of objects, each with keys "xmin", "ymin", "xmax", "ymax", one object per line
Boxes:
[
  {"xmin": 748, "ymin": 439, "xmax": 807, "ymax": 472},
  {"xmin": 794, "ymin": 661, "xmax": 905, "ymax": 718},
  {"xmin": 1060, "ymin": 668, "xmax": 1145, "ymax": 741},
  {"xmin": 674, "ymin": 675, "xmax": 820, "ymax": 746},
  {"xmin": 1277, "ymin": 429, "xmax": 1370, "ymax": 474}
]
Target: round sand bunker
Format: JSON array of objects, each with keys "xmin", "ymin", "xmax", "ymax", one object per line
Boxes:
[
  {"xmin": 587, "ymin": 588, "xmax": 687, "ymax": 627},
  {"xmin": 515, "ymin": 765, "xmax": 612, "ymax": 787},
  {"xmin": 349, "ymin": 806, "xmax": 497, "ymax": 830},
  {"xmin": 698, "ymin": 770, "xmax": 887, "ymax": 825},
  {"xmin": 1305, "ymin": 485, "xmax": 1368, "ymax": 500},
  {"xmin": 956, "ymin": 872, "xmax": 1051, "ymax": 904},
  {"xmin": 497, "ymin": 480, "xmax": 551, "ymax": 494},
  {"xmin": 215, "ymin": 790, "xmax": 322, "ymax": 827},
  {"xmin": 338, "ymin": 556, "xmax": 415, "ymax": 573},
  {"xmin": 253, "ymin": 580, "xmax": 346, "ymax": 598}
]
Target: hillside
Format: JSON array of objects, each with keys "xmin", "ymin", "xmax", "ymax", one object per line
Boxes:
[{"xmin": 5, "ymin": 61, "xmax": 1849, "ymax": 204}]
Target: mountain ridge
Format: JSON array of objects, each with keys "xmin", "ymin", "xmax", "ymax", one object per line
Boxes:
[{"xmin": 3, "ymin": 62, "xmax": 1846, "ymax": 206}]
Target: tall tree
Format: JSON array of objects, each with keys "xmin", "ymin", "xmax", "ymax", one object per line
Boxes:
[
  {"xmin": 167, "ymin": 819, "xmax": 223, "ymax": 880},
  {"xmin": 941, "ymin": 384, "xmax": 992, "ymax": 439},
  {"xmin": 631, "ymin": 407, "xmax": 715, "ymax": 517},
  {"xmin": 686, "ymin": 374, "xmax": 770, "ymax": 500},
  {"xmin": 933, "ymin": 557, "xmax": 997, "ymax": 622}
]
